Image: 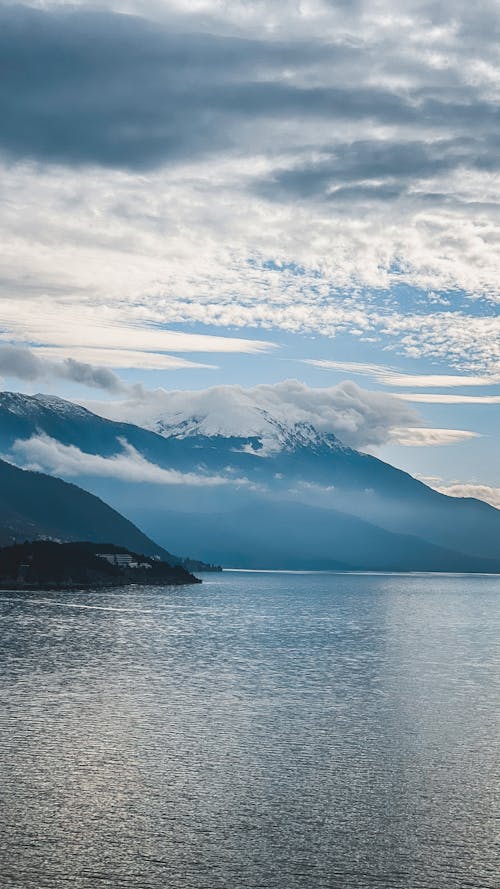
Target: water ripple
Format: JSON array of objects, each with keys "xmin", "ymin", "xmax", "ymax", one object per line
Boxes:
[{"xmin": 1, "ymin": 573, "xmax": 500, "ymax": 888}]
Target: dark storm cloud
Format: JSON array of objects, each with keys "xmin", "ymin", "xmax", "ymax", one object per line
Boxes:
[
  {"xmin": 0, "ymin": 344, "xmax": 127, "ymax": 392},
  {"xmin": 2, "ymin": 3, "xmax": 500, "ymax": 174},
  {"xmin": 0, "ymin": 6, "xmax": 231, "ymax": 168},
  {"xmin": 258, "ymin": 137, "xmax": 498, "ymax": 203},
  {"xmin": 0, "ymin": 4, "xmax": 352, "ymax": 168}
]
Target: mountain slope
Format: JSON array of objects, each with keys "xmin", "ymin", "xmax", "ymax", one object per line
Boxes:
[
  {"xmin": 132, "ymin": 501, "xmax": 500, "ymax": 573},
  {"xmin": 0, "ymin": 457, "xmax": 175, "ymax": 560},
  {"xmin": 147, "ymin": 412, "xmax": 500, "ymax": 563}
]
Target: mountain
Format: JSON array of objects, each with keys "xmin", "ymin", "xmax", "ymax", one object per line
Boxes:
[
  {"xmin": 0, "ymin": 392, "xmax": 175, "ymax": 461},
  {"xmin": 1, "ymin": 391, "xmax": 500, "ymax": 571},
  {"xmin": 133, "ymin": 502, "xmax": 500, "ymax": 573},
  {"xmin": 0, "ymin": 456, "xmax": 184, "ymax": 564},
  {"xmin": 144, "ymin": 412, "xmax": 500, "ymax": 566}
]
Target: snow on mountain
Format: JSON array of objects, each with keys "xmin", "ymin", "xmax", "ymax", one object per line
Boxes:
[
  {"xmin": 0, "ymin": 391, "xmax": 345, "ymax": 455},
  {"xmin": 0, "ymin": 391, "xmax": 92, "ymax": 421},
  {"xmin": 87, "ymin": 380, "xmax": 418, "ymax": 451},
  {"xmin": 151, "ymin": 409, "xmax": 348, "ymax": 455},
  {"xmin": 33, "ymin": 393, "xmax": 95, "ymax": 420}
]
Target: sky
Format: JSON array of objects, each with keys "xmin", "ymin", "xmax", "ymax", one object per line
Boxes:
[{"xmin": 0, "ymin": 0, "xmax": 499, "ymax": 504}]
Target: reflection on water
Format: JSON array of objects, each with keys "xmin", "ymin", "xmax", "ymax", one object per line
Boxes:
[{"xmin": 1, "ymin": 572, "xmax": 500, "ymax": 888}]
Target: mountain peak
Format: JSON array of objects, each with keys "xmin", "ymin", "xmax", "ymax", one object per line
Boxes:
[
  {"xmin": 0, "ymin": 391, "xmax": 93, "ymax": 421},
  {"xmin": 258, "ymin": 415, "xmax": 346, "ymax": 454},
  {"xmin": 150, "ymin": 408, "xmax": 348, "ymax": 455},
  {"xmin": 33, "ymin": 393, "xmax": 93, "ymax": 419}
]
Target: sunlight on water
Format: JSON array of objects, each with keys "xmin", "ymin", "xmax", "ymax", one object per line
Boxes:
[{"xmin": 1, "ymin": 572, "xmax": 500, "ymax": 888}]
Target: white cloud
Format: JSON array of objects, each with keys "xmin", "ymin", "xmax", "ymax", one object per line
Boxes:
[
  {"xmin": 86, "ymin": 379, "xmax": 475, "ymax": 450},
  {"xmin": 378, "ymin": 313, "xmax": 500, "ymax": 375},
  {"xmin": 390, "ymin": 427, "xmax": 479, "ymax": 447},
  {"xmin": 1, "ymin": 0, "xmax": 500, "ymax": 380},
  {"xmin": 420, "ymin": 477, "xmax": 500, "ymax": 510},
  {"xmin": 90, "ymin": 379, "xmax": 420, "ymax": 448},
  {"xmin": 8, "ymin": 434, "xmax": 252, "ymax": 487},
  {"xmin": 305, "ymin": 360, "xmax": 500, "ymax": 388},
  {"xmin": 0, "ymin": 295, "xmax": 274, "ymax": 357},
  {"xmin": 1, "ymin": 160, "xmax": 499, "ymax": 377},
  {"xmin": 35, "ymin": 347, "xmax": 216, "ymax": 371},
  {"xmin": 397, "ymin": 393, "xmax": 500, "ymax": 404}
]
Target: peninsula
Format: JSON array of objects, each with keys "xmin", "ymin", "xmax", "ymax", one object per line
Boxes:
[{"xmin": 0, "ymin": 541, "xmax": 201, "ymax": 590}]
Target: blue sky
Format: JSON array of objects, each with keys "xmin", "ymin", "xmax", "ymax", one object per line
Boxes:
[{"xmin": 0, "ymin": 0, "xmax": 499, "ymax": 504}]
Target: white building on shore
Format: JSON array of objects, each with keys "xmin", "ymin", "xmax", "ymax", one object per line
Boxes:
[{"xmin": 97, "ymin": 552, "xmax": 151, "ymax": 569}]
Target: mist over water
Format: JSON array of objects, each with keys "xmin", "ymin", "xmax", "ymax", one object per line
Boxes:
[{"xmin": 1, "ymin": 572, "xmax": 500, "ymax": 889}]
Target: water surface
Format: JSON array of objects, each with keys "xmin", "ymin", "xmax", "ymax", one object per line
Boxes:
[{"xmin": 1, "ymin": 571, "xmax": 500, "ymax": 888}]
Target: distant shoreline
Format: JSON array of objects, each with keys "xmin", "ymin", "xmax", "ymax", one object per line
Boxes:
[{"xmin": 222, "ymin": 568, "xmax": 500, "ymax": 577}]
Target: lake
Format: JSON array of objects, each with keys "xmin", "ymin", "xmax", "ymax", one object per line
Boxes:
[{"xmin": 1, "ymin": 571, "xmax": 500, "ymax": 888}]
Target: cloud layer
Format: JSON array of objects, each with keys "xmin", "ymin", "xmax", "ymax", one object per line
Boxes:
[
  {"xmin": 304, "ymin": 360, "xmax": 500, "ymax": 388},
  {"xmin": 88, "ymin": 379, "xmax": 474, "ymax": 450},
  {"xmin": 0, "ymin": 1, "xmax": 500, "ymax": 378},
  {"xmin": 9, "ymin": 434, "xmax": 251, "ymax": 487},
  {"xmin": 389, "ymin": 427, "xmax": 478, "ymax": 447},
  {"xmin": 0, "ymin": 344, "xmax": 129, "ymax": 392},
  {"xmin": 3, "ymin": 2, "xmax": 500, "ymax": 184},
  {"xmin": 421, "ymin": 477, "xmax": 500, "ymax": 510},
  {"xmin": 437, "ymin": 483, "xmax": 500, "ymax": 510}
]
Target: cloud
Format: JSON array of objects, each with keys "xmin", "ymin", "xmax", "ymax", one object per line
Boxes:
[
  {"xmin": 0, "ymin": 300, "xmax": 274, "ymax": 357},
  {"xmin": 1, "ymin": 160, "xmax": 499, "ymax": 380},
  {"xmin": 0, "ymin": 344, "xmax": 129, "ymax": 393},
  {"xmin": 104, "ymin": 379, "xmax": 422, "ymax": 448},
  {"xmin": 8, "ymin": 434, "xmax": 251, "ymax": 487},
  {"xmin": 0, "ymin": 6, "xmax": 220, "ymax": 169},
  {"xmin": 35, "ymin": 347, "xmax": 216, "ymax": 371},
  {"xmin": 1, "ymin": 0, "xmax": 500, "ymax": 383},
  {"xmin": 389, "ymin": 427, "xmax": 479, "ymax": 447},
  {"xmin": 0, "ymin": 6, "xmax": 473, "ymax": 172},
  {"xmin": 439, "ymin": 482, "xmax": 500, "ymax": 509},
  {"xmin": 86, "ymin": 378, "xmax": 469, "ymax": 450},
  {"xmin": 258, "ymin": 138, "xmax": 498, "ymax": 205},
  {"xmin": 420, "ymin": 477, "xmax": 500, "ymax": 510},
  {"xmin": 1, "ymin": 5, "xmax": 400, "ymax": 171},
  {"xmin": 397, "ymin": 393, "xmax": 500, "ymax": 403},
  {"xmin": 304, "ymin": 360, "xmax": 500, "ymax": 388},
  {"xmin": 3, "ymin": 2, "xmax": 500, "ymax": 205}
]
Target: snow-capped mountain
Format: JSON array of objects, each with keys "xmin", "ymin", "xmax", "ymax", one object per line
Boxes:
[
  {"xmin": 152, "ymin": 410, "xmax": 349, "ymax": 456},
  {"xmin": 0, "ymin": 392, "xmax": 346, "ymax": 456},
  {"xmin": 1, "ymin": 390, "xmax": 500, "ymax": 572},
  {"xmin": 0, "ymin": 391, "xmax": 91, "ymax": 421},
  {"xmin": 93, "ymin": 378, "xmax": 416, "ymax": 453}
]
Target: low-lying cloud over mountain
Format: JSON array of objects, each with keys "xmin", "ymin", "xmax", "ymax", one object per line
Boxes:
[
  {"xmin": 423, "ymin": 478, "xmax": 500, "ymax": 511},
  {"xmin": 9, "ymin": 434, "xmax": 252, "ymax": 488},
  {"xmin": 91, "ymin": 379, "xmax": 474, "ymax": 451}
]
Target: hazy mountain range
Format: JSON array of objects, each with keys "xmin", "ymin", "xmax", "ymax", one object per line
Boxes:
[{"xmin": 1, "ymin": 390, "xmax": 499, "ymax": 572}]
